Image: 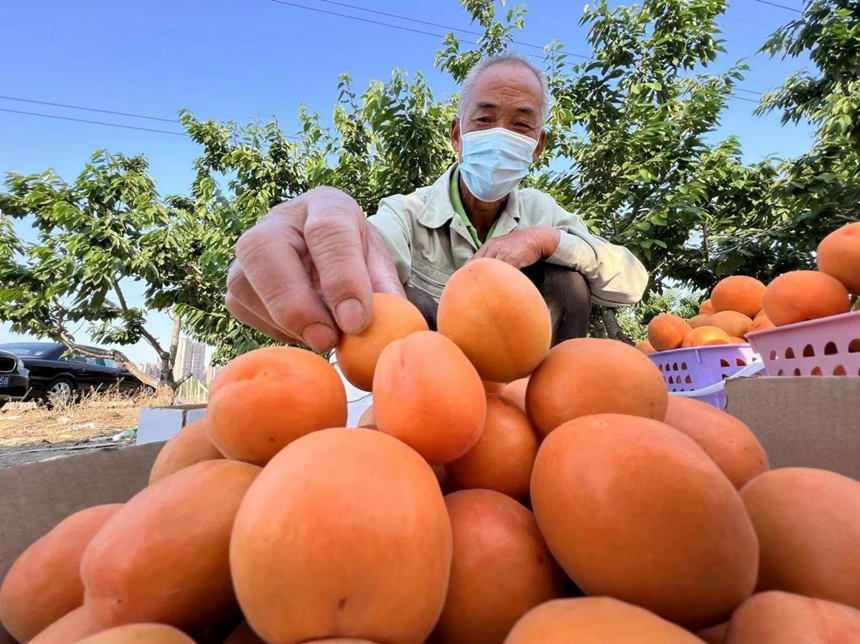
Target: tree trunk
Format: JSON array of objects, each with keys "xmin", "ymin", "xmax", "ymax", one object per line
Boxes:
[{"xmin": 588, "ymin": 307, "xmax": 634, "ymax": 345}]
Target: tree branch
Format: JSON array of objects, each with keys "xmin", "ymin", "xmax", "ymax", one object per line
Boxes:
[
  {"xmin": 55, "ymin": 327, "xmax": 158, "ymax": 388},
  {"xmin": 175, "ymin": 371, "xmax": 193, "ymax": 387},
  {"xmin": 111, "ymin": 279, "xmax": 167, "ymax": 357}
]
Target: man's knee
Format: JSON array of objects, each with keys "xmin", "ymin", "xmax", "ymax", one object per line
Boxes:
[{"xmin": 525, "ymin": 263, "xmax": 591, "ymax": 310}]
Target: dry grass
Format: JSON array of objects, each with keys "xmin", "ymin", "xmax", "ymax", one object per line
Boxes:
[{"xmin": 0, "ymin": 388, "xmax": 158, "ymax": 451}]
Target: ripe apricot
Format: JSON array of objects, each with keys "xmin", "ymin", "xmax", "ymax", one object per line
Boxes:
[
  {"xmin": 206, "ymin": 347, "xmax": 347, "ymax": 466},
  {"xmin": 438, "ymin": 258, "xmax": 551, "ymax": 383},
  {"xmin": 740, "ymin": 468, "xmax": 860, "ymax": 609},
  {"xmin": 500, "ymin": 377, "xmax": 528, "ymax": 411},
  {"xmin": 711, "ymin": 276, "xmax": 766, "ymax": 318},
  {"xmin": 682, "ymin": 326, "xmax": 730, "ymax": 348},
  {"xmin": 483, "ymin": 381, "xmax": 506, "ymax": 395},
  {"xmin": 648, "ymin": 314, "xmax": 692, "ymax": 351},
  {"xmin": 373, "ymin": 331, "xmax": 486, "ymax": 464},
  {"xmin": 446, "ymin": 395, "xmax": 539, "ymax": 500},
  {"xmin": 817, "ymin": 222, "xmax": 860, "ymax": 294},
  {"xmin": 636, "ymin": 339, "xmax": 656, "ymax": 354},
  {"xmin": 700, "ymin": 299, "xmax": 715, "ymax": 315},
  {"xmin": 356, "ymin": 404, "xmax": 376, "ymax": 428},
  {"xmin": 149, "ymin": 419, "xmax": 223, "ymax": 484},
  {"xmin": 728, "ymin": 336, "xmax": 747, "ymax": 344},
  {"xmin": 698, "ymin": 622, "xmax": 728, "ymax": 644},
  {"xmin": 76, "ymin": 624, "xmax": 195, "ymax": 643},
  {"xmin": 725, "ymin": 591, "xmax": 860, "ymax": 644},
  {"xmin": 664, "ymin": 396, "xmax": 769, "ymax": 489},
  {"xmin": 762, "ymin": 271, "xmax": 851, "ymax": 326},
  {"xmin": 707, "ymin": 311, "xmax": 752, "ymax": 338},
  {"xmin": 688, "ymin": 314, "xmax": 711, "ymax": 329},
  {"xmin": 336, "ymin": 293, "xmax": 428, "ymax": 391},
  {"xmin": 231, "ymin": 428, "xmax": 452, "ymax": 644},
  {"xmin": 504, "ymin": 597, "xmax": 704, "ymax": 643},
  {"xmin": 0, "ymin": 503, "xmax": 122, "ymax": 643},
  {"xmin": 225, "ymin": 620, "xmax": 265, "ymax": 643},
  {"xmin": 28, "ymin": 606, "xmax": 102, "ymax": 644},
  {"xmin": 747, "ymin": 315, "xmax": 775, "ymax": 334},
  {"xmin": 526, "ymin": 339, "xmax": 668, "ymax": 438},
  {"xmin": 531, "ymin": 414, "xmax": 758, "ymax": 628},
  {"xmin": 82, "ymin": 461, "xmax": 260, "ymax": 630},
  {"xmin": 431, "ymin": 490, "xmax": 564, "ymax": 644}
]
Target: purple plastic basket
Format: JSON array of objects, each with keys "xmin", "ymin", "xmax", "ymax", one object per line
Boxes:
[
  {"xmin": 648, "ymin": 344, "xmax": 759, "ymax": 409},
  {"xmin": 747, "ymin": 310, "xmax": 860, "ymax": 377}
]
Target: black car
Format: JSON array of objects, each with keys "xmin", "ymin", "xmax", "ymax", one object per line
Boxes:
[
  {"xmin": 0, "ymin": 342, "xmax": 150, "ymax": 404},
  {"xmin": 0, "ymin": 349, "xmax": 30, "ymax": 408}
]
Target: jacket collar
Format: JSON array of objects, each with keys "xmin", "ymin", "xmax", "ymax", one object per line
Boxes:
[{"xmin": 417, "ymin": 163, "xmax": 522, "ymax": 230}]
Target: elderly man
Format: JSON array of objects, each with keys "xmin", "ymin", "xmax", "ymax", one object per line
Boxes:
[{"xmin": 227, "ymin": 53, "xmax": 647, "ymax": 352}]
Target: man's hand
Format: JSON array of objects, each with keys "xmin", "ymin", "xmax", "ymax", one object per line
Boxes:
[
  {"xmin": 471, "ymin": 225, "xmax": 561, "ymax": 269},
  {"xmin": 226, "ymin": 187, "xmax": 404, "ymax": 352}
]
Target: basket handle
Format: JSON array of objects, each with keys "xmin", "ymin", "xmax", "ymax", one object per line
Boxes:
[{"xmin": 670, "ymin": 359, "xmax": 766, "ymax": 398}]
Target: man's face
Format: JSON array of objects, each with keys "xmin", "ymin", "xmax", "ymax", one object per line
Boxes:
[{"xmin": 451, "ymin": 62, "xmax": 547, "ymax": 163}]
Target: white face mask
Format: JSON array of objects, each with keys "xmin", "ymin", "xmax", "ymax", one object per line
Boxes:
[{"xmin": 458, "ymin": 127, "xmax": 539, "ymax": 203}]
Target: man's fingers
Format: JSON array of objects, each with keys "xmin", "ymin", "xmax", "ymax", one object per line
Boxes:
[
  {"xmin": 236, "ymin": 218, "xmax": 339, "ymax": 352},
  {"xmin": 303, "ymin": 190, "xmax": 374, "ymax": 334},
  {"xmin": 226, "ymin": 293, "xmax": 297, "ymax": 344},
  {"xmin": 227, "ymin": 262, "xmax": 294, "ymax": 338},
  {"xmin": 367, "ymin": 226, "xmax": 406, "ymax": 298}
]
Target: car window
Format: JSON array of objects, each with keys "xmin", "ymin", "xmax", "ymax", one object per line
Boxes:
[
  {"xmin": 0, "ymin": 344, "xmax": 56, "ymax": 357},
  {"xmin": 102, "ymin": 358, "xmax": 119, "ymax": 368},
  {"xmin": 71, "ymin": 355, "xmax": 99, "ymax": 365}
]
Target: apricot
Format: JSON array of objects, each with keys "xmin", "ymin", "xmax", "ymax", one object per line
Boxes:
[
  {"xmin": 725, "ymin": 591, "xmax": 860, "ymax": 644},
  {"xmin": 682, "ymin": 326, "xmax": 730, "ymax": 348},
  {"xmin": 81, "ymin": 461, "xmax": 260, "ymax": 630},
  {"xmin": 526, "ymin": 339, "xmax": 668, "ymax": 438},
  {"xmin": 446, "ymin": 395, "xmax": 539, "ymax": 500},
  {"xmin": 740, "ymin": 468, "xmax": 860, "ymax": 608},
  {"xmin": 206, "ymin": 346, "xmax": 347, "ymax": 466},
  {"xmin": 499, "ymin": 377, "xmax": 528, "ymax": 411},
  {"xmin": 0, "ymin": 503, "xmax": 121, "ymax": 642},
  {"xmin": 728, "ymin": 337, "xmax": 747, "ymax": 344},
  {"xmin": 762, "ymin": 271, "xmax": 850, "ymax": 326},
  {"xmin": 437, "ymin": 258, "xmax": 551, "ymax": 383},
  {"xmin": 356, "ymin": 404, "xmax": 376, "ymax": 428},
  {"xmin": 698, "ymin": 622, "xmax": 728, "ymax": 644},
  {"xmin": 225, "ymin": 620, "xmax": 265, "ymax": 643},
  {"xmin": 373, "ymin": 331, "xmax": 486, "ymax": 464},
  {"xmin": 231, "ymin": 428, "xmax": 452, "ymax": 644},
  {"xmin": 707, "ymin": 311, "xmax": 752, "ymax": 338},
  {"xmin": 689, "ymin": 314, "xmax": 711, "ymax": 328},
  {"xmin": 336, "ymin": 293, "xmax": 428, "ymax": 391},
  {"xmin": 483, "ymin": 381, "xmax": 506, "ymax": 395},
  {"xmin": 754, "ymin": 309, "xmax": 766, "ymax": 319},
  {"xmin": 817, "ymin": 222, "xmax": 860, "ymax": 294},
  {"xmin": 76, "ymin": 624, "xmax": 195, "ymax": 643},
  {"xmin": 747, "ymin": 315, "xmax": 775, "ymax": 334},
  {"xmin": 504, "ymin": 597, "xmax": 705, "ymax": 643},
  {"xmin": 700, "ymin": 299, "xmax": 715, "ymax": 315},
  {"xmin": 636, "ymin": 339, "xmax": 656, "ymax": 354},
  {"xmin": 531, "ymin": 414, "xmax": 758, "ymax": 628},
  {"xmin": 28, "ymin": 606, "xmax": 102, "ymax": 644},
  {"xmin": 149, "ymin": 419, "xmax": 224, "ymax": 484},
  {"xmin": 648, "ymin": 314, "xmax": 692, "ymax": 351},
  {"xmin": 431, "ymin": 490, "xmax": 564, "ymax": 644},
  {"xmin": 664, "ymin": 396, "xmax": 769, "ymax": 489},
  {"xmin": 711, "ymin": 276, "xmax": 766, "ymax": 318}
]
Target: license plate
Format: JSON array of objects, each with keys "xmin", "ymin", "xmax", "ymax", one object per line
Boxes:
[{"xmin": 0, "ymin": 376, "xmax": 9, "ymax": 387}]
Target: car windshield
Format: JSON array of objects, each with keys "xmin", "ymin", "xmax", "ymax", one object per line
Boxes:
[{"xmin": 0, "ymin": 343, "xmax": 58, "ymax": 357}]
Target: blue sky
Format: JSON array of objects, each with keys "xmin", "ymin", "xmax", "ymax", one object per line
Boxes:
[{"xmin": 0, "ymin": 0, "xmax": 811, "ymax": 363}]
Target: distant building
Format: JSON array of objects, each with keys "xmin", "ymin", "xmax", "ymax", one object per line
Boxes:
[
  {"xmin": 173, "ymin": 337, "xmax": 207, "ymax": 383},
  {"xmin": 136, "ymin": 362, "xmax": 161, "ymax": 379},
  {"xmin": 205, "ymin": 363, "xmax": 224, "ymax": 387}
]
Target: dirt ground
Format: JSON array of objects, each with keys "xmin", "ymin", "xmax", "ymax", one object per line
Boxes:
[{"xmin": 0, "ymin": 391, "xmax": 147, "ymax": 467}]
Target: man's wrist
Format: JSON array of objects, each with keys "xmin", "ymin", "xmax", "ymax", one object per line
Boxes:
[{"xmin": 537, "ymin": 225, "xmax": 561, "ymax": 258}]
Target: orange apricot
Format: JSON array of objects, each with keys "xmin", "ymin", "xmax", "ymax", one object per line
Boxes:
[
  {"xmin": 76, "ymin": 624, "xmax": 195, "ymax": 643},
  {"xmin": 747, "ymin": 315, "xmax": 775, "ymax": 334},
  {"xmin": 446, "ymin": 395, "xmax": 539, "ymax": 500},
  {"xmin": 682, "ymin": 326, "xmax": 730, "ymax": 348},
  {"xmin": 336, "ymin": 293, "xmax": 428, "ymax": 392},
  {"xmin": 438, "ymin": 258, "xmax": 551, "ymax": 383},
  {"xmin": 762, "ymin": 271, "xmax": 851, "ymax": 326},
  {"xmin": 636, "ymin": 339, "xmax": 656, "ymax": 354},
  {"xmin": 28, "ymin": 606, "xmax": 102, "ymax": 644},
  {"xmin": 483, "ymin": 381, "xmax": 506, "ymax": 395},
  {"xmin": 700, "ymin": 299, "xmax": 715, "ymax": 315},
  {"xmin": 149, "ymin": 419, "xmax": 223, "ymax": 484},
  {"xmin": 526, "ymin": 339, "xmax": 668, "ymax": 438},
  {"xmin": 711, "ymin": 276, "xmax": 766, "ymax": 318},
  {"xmin": 664, "ymin": 396, "xmax": 769, "ymax": 489},
  {"xmin": 689, "ymin": 314, "xmax": 711, "ymax": 328},
  {"xmin": 648, "ymin": 314, "xmax": 693, "ymax": 352},
  {"xmin": 206, "ymin": 347, "xmax": 347, "ymax": 466},
  {"xmin": 817, "ymin": 222, "xmax": 860, "ymax": 295},
  {"xmin": 698, "ymin": 622, "xmax": 728, "ymax": 644},
  {"xmin": 231, "ymin": 428, "xmax": 452, "ymax": 644},
  {"xmin": 373, "ymin": 331, "xmax": 486, "ymax": 464},
  {"xmin": 728, "ymin": 337, "xmax": 747, "ymax": 344},
  {"xmin": 707, "ymin": 311, "xmax": 753, "ymax": 338},
  {"xmin": 224, "ymin": 620, "xmax": 265, "ymax": 643}
]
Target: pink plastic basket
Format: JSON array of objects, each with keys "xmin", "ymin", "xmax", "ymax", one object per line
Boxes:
[
  {"xmin": 648, "ymin": 345, "xmax": 759, "ymax": 410},
  {"xmin": 747, "ymin": 310, "xmax": 860, "ymax": 377}
]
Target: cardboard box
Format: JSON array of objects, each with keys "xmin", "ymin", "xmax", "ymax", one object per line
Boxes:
[
  {"xmin": 137, "ymin": 404, "xmax": 207, "ymax": 445},
  {"xmin": 0, "ymin": 442, "xmax": 162, "ymax": 643},
  {"xmin": 726, "ymin": 377, "xmax": 860, "ymax": 480}
]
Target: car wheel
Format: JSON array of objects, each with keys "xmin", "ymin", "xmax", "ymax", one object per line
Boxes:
[
  {"xmin": 45, "ymin": 377, "xmax": 76, "ymax": 407},
  {"xmin": 142, "ymin": 385, "xmax": 157, "ymax": 397}
]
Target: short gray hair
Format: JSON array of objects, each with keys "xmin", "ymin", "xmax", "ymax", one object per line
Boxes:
[{"xmin": 458, "ymin": 52, "xmax": 551, "ymax": 127}]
